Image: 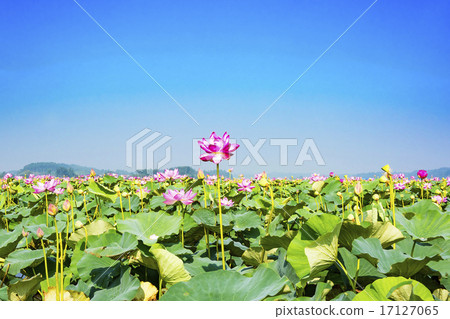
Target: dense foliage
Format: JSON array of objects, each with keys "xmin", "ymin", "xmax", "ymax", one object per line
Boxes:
[{"xmin": 0, "ymin": 170, "xmax": 449, "ymax": 301}]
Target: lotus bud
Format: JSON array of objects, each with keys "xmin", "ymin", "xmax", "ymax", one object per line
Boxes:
[
  {"xmin": 259, "ymin": 177, "xmax": 269, "ymax": 187},
  {"xmin": 379, "ymin": 175, "xmax": 388, "ymax": 183},
  {"xmin": 312, "ymin": 181, "xmax": 325, "ymax": 193},
  {"xmin": 63, "ymin": 199, "xmax": 71, "ymax": 212},
  {"xmin": 410, "ymin": 195, "xmax": 415, "ymax": 200},
  {"xmin": 372, "ymin": 194, "xmax": 380, "ymax": 201},
  {"xmin": 354, "ymin": 181, "xmax": 363, "ymax": 195},
  {"xmin": 337, "ymin": 192, "xmax": 342, "ymax": 198},
  {"xmin": 314, "ymin": 191, "xmax": 319, "ymax": 196},
  {"xmin": 90, "ymin": 169, "xmax": 96, "ymax": 177},
  {"xmin": 347, "ymin": 214, "xmax": 355, "ymax": 221},
  {"xmin": 77, "ymin": 189, "xmax": 84, "ymax": 195},
  {"xmin": 67, "ymin": 182, "xmax": 74, "ymax": 194},
  {"xmin": 114, "ymin": 185, "xmax": 120, "ymax": 194},
  {"xmin": 435, "ymin": 189, "xmax": 441, "ymax": 195},
  {"xmin": 37, "ymin": 227, "xmax": 44, "ymax": 238},
  {"xmin": 48, "ymin": 203, "xmax": 58, "ymax": 216},
  {"xmin": 122, "ymin": 192, "xmax": 129, "ymax": 198},
  {"xmin": 22, "ymin": 228, "xmax": 29, "ymax": 237},
  {"xmin": 197, "ymin": 169, "xmax": 205, "ymax": 179},
  {"xmin": 381, "ymin": 164, "xmax": 391, "ymax": 174},
  {"xmin": 352, "ymin": 196, "xmax": 358, "ymax": 202},
  {"xmin": 75, "ymin": 220, "xmax": 84, "ymax": 229}
]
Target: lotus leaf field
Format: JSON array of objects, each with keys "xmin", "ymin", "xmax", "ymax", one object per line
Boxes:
[{"xmin": 0, "ymin": 168, "xmax": 449, "ymax": 301}]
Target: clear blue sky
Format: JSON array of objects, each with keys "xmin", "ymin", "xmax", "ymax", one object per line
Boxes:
[{"xmin": 1, "ymin": 0, "xmax": 449, "ymax": 176}]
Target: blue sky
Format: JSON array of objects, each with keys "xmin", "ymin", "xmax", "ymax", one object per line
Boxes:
[{"xmin": 0, "ymin": 0, "xmax": 449, "ymax": 176}]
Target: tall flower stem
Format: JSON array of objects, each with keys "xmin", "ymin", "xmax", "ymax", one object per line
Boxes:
[
  {"xmin": 45, "ymin": 192, "xmax": 49, "ymax": 227},
  {"xmin": 216, "ymin": 164, "xmax": 226, "ymax": 270},
  {"xmin": 54, "ymin": 218, "xmax": 60, "ymax": 301},
  {"xmin": 70, "ymin": 195, "xmax": 75, "ymax": 232},
  {"xmin": 40, "ymin": 239, "xmax": 49, "ymax": 287},
  {"xmin": 119, "ymin": 192, "xmax": 125, "ymax": 220},
  {"xmin": 388, "ymin": 175, "xmax": 396, "ymax": 249},
  {"xmin": 202, "ymin": 181, "xmax": 211, "ymax": 258},
  {"xmin": 266, "ymin": 183, "xmax": 275, "ymax": 232}
]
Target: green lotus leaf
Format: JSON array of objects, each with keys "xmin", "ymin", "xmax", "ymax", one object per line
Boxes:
[
  {"xmin": 232, "ymin": 210, "xmax": 262, "ymax": 231},
  {"xmin": 339, "ymin": 219, "xmax": 404, "ymax": 250},
  {"xmin": 338, "ymin": 247, "xmax": 385, "ymax": 279},
  {"xmin": 353, "ymin": 276, "xmax": 433, "ymax": 301},
  {"xmin": 91, "ymin": 268, "xmax": 140, "ymax": 301},
  {"xmin": 76, "ymin": 253, "xmax": 121, "ymax": 288},
  {"xmin": 0, "ymin": 228, "xmax": 22, "ymax": 258},
  {"xmin": 68, "ymin": 219, "xmax": 114, "ymax": 247},
  {"xmin": 149, "ymin": 246, "xmax": 191, "ymax": 287},
  {"xmin": 396, "ymin": 200, "xmax": 450, "ymax": 240},
  {"xmin": 161, "ymin": 265, "xmax": 288, "ymax": 301},
  {"xmin": 287, "ymin": 214, "xmax": 341, "ymax": 281},
  {"xmin": 85, "ymin": 230, "xmax": 138, "ymax": 258},
  {"xmin": 260, "ymin": 231, "xmax": 297, "ymax": 250},
  {"xmin": 116, "ymin": 211, "xmax": 182, "ymax": 245},
  {"xmin": 352, "ymin": 237, "xmax": 441, "ymax": 277},
  {"xmin": 7, "ymin": 274, "xmax": 43, "ymax": 301},
  {"xmin": 87, "ymin": 181, "xmax": 118, "ymax": 203},
  {"xmin": 3, "ymin": 248, "xmax": 49, "ymax": 275}
]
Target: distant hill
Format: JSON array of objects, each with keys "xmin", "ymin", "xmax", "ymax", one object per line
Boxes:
[
  {"xmin": 13, "ymin": 162, "xmax": 130, "ymax": 177},
  {"xmin": 3, "ymin": 162, "xmax": 230, "ymax": 178}
]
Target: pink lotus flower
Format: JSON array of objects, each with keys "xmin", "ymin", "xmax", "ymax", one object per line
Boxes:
[
  {"xmin": 237, "ymin": 179, "xmax": 255, "ymax": 192},
  {"xmin": 3, "ymin": 173, "xmax": 12, "ymax": 179},
  {"xmin": 205, "ymin": 175, "xmax": 217, "ymax": 186},
  {"xmin": 254, "ymin": 172, "xmax": 265, "ymax": 180},
  {"xmin": 198, "ymin": 132, "xmax": 239, "ymax": 164},
  {"xmin": 432, "ymin": 195, "xmax": 447, "ymax": 205},
  {"xmin": 32, "ymin": 179, "xmax": 59, "ymax": 194},
  {"xmin": 220, "ymin": 197, "xmax": 234, "ymax": 207},
  {"xmin": 417, "ymin": 170, "xmax": 428, "ymax": 180},
  {"xmin": 161, "ymin": 169, "xmax": 182, "ymax": 181},
  {"xmin": 37, "ymin": 227, "xmax": 44, "ymax": 238},
  {"xmin": 163, "ymin": 189, "xmax": 197, "ymax": 205},
  {"xmin": 394, "ymin": 183, "xmax": 405, "ymax": 190},
  {"xmin": 423, "ymin": 182, "xmax": 432, "ymax": 190},
  {"xmin": 54, "ymin": 188, "xmax": 64, "ymax": 195}
]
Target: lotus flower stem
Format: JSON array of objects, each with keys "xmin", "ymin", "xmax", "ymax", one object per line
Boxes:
[
  {"xmin": 70, "ymin": 195, "xmax": 75, "ymax": 232},
  {"xmin": 45, "ymin": 192, "xmax": 49, "ymax": 227},
  {"xmin": 0, "ymin": 263, "xmax": 10, "ymax": 288},
  {"xmin": 128, "ymin": 195, "xmax": 132, "ymax": 216},
  {"xmin": 181, "ymin": 205, "xmax": 185, "ymax": 247},
  {"xmin": 204, "ymin": 226, "xmax": 210, "ymax": 259},
  {"xmin": 387, "ymin": 175, "xmax": 396, "ymax": 249},
  {"xmin": 82, "ymin": 193, "xmax": 91, "ymax": 223},
  {"xmin": 40, "ymin": 238, "xmax": 50, "ymax": 287},
  {"xmin": 119, "ymin": 192, "xmax": 125, "ymax": 220},
  {"xmin": 266, "ymin": 183, "xmax": 275, "ymax": 232},
  {"xmin": 54, "ymin": 218, "xmax": 60, "ymax": 301},
  {"xmin": 216, "ymin": 164, "xmax": 226, "ymax": 270},
  {"xmin": 59, "ymin": 232, "xmax": 64, "ymax": 301}
]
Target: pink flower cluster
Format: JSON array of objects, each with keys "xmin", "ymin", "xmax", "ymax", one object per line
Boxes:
[
  {"xmin": 163, "ymin": 189, "xmax": 197, "ymax": 205},
  {"xmin": 32, "ymin": 179, "xmax": 61, "ymax": 194}
]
